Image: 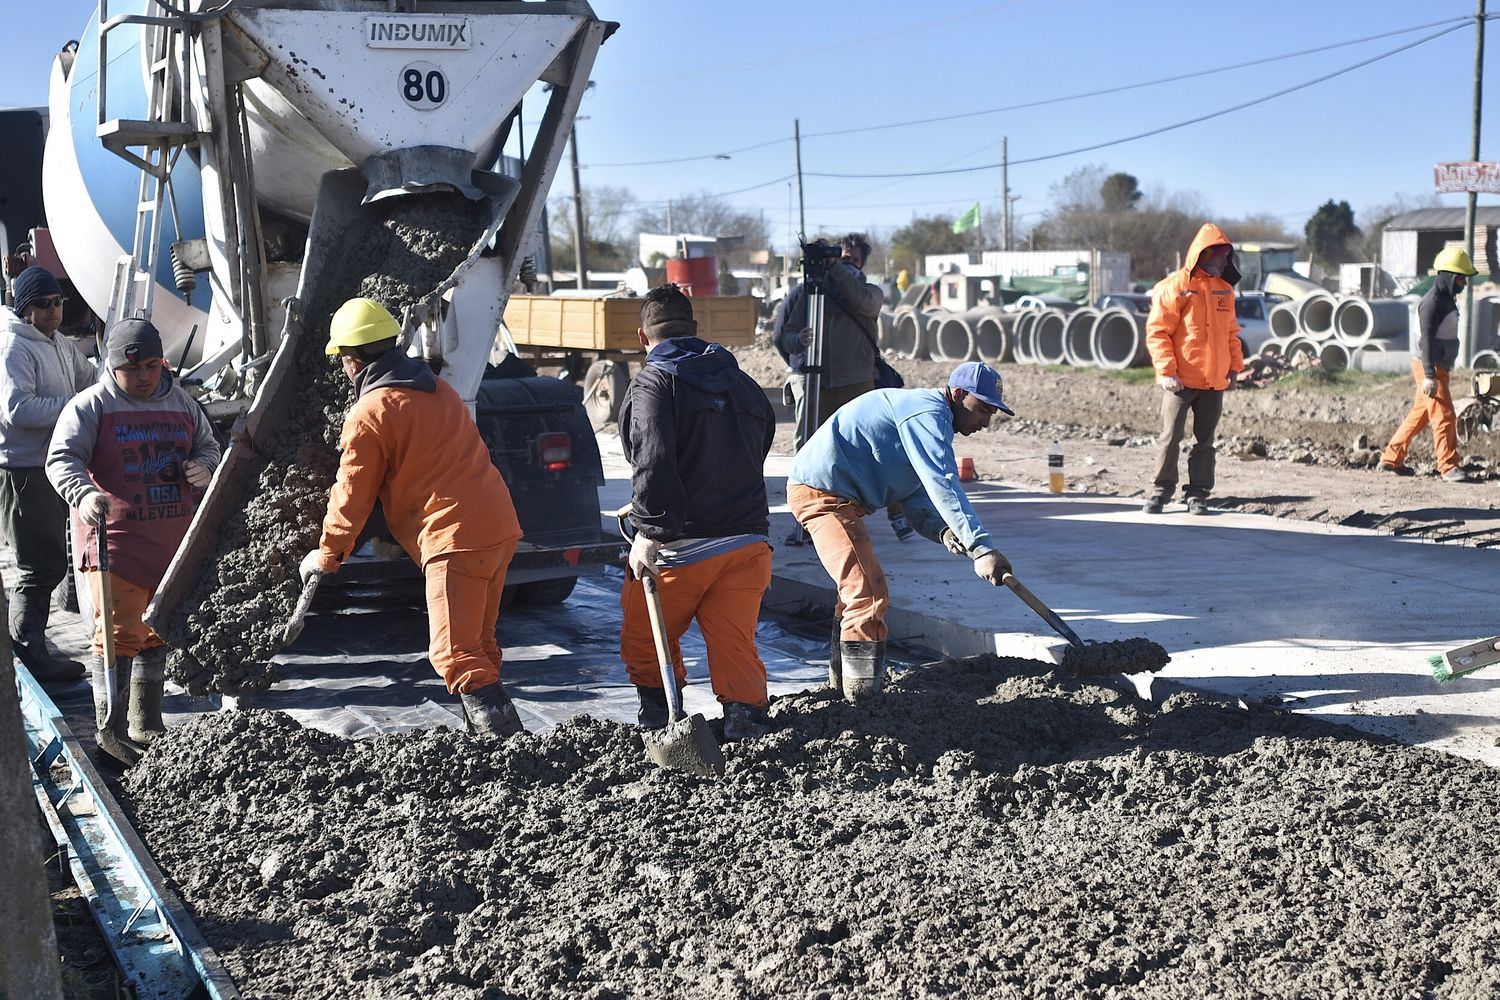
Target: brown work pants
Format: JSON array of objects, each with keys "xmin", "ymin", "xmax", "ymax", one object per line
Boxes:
[
  {"xmin": 1152, "ymin": 387, "xmax": 1224, "ymax": 499},
  {"xmin": 788, "ymin": 484, "xmax": 888, "ymax": 643},
  {"xmin": 425, "ymin": 540, "xmax": 517, "ymax": 695},
  {"xmin": 1381, "ymin": 359, "xmax": 1459, "ymax": 475},
  {"xmin": 620, "ymin": 542, "xmax": 772, "ymax": 708},
  {"xmin": 86, "ymin": 572, "xmax": 164, "ymax": 659}
]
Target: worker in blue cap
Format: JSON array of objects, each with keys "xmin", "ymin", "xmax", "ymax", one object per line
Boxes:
[{"xmin": 786, "ymin": 361, "xmax": 1015, "ymax": 702}]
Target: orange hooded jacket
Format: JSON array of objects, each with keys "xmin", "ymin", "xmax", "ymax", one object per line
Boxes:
[
  {"xmin": 1145, "ymin": 223, "xmax": 1244, "ymax": 391},
  {"xmin": 315, "ymin": 356, "xmax": 521, "ymax": 572}
]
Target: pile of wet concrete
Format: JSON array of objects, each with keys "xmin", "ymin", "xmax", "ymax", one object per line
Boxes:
[
  {"xmin": 125, "ymin": 655, "xmax": 1500, "ymax": 998},
  {"xmin": 164, "ymin": 194, "xmax": 490, "ymax": 693}
]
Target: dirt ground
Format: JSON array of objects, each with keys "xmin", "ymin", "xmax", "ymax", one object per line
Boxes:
[
  {"xmin": 124, "ymin": 654, "xmax": 1500, "ymax": 999},
  {"xmin": 732, "ymin": 343, "xmax": 1500, "ymax": 546}
]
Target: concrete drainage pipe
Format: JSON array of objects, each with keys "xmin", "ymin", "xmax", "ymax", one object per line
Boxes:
[
  {"xmin": 1091, "ymin": 307, "xmax": 1150, "ymax": 369},
  {"xmin": 974, "ymin": 309, "xmax": 1012, "ymax": 363},
  {"xmin": 1334, "ymin": 298, "xmax": 1410, "ymax": 346},
  {"xmin": 1259, "ymin": 337, "xmax": 1286, "ymax": 357},
  {"xmin": 1012, "ymin": 310, "xmax": 1038, "ymax": 364},
  {"xmin": 1033, "ymin": 309, "xmax": 1069, "ymax": 365},
  {"xmin": 932, "ymin": 311, "xmax": 980, "ymax": 362},
  {"xmin": 1296, "ymin": 293, "xmax": 1338, "ymax": 342},
  {"xmin": 1283, "ymin": 337, "xmax": 1318, "ymax": 362},
  {"xmin": 1318, "ymin": 341, "xmax": 1350, "ymax": 372},
  {"xmin": 1473, "ymin": 349, "xmax": 1500, "ymax": 370},
  {"xmin": 878, "ymin": 308, "xmax": 896, "ymax": 350},
  {"xmin": 1269, "ymin": 302, "xmax": 1300, "ymax": 340},
  {"xmin": 1350, "ymin": 348, "xmax": 1414, "ymax": 374},
  {"xmin": 1062, "ymin": 308, "xmax": 1099, "ymax": 367},
  {"xmin": 892, "ymin": 309, "xmax": 932, "ymax": 360}
]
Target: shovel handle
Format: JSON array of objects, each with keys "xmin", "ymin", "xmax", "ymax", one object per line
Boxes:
[
  {"xmin": 282, "ymin": 571, "xmax": 322, "ymax": 647},
  {"xmin": 640, "ymin": 575, "xmax": 687, "ymax": 723},
  {"xmin": 1001, "ymin": 572, "xmax": 1085, "ymax": 650}
]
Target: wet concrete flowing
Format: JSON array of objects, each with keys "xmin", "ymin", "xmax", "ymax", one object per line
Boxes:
[
  {"xmin": 163, "ymin": 194, "xmax": 489, "ymax": 693},
  {"xmin": 125, "ymin": 655, "xmax": 1500, "ymax": 998}
]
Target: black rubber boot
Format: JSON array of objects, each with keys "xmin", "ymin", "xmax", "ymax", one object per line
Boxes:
[
  {"xmin": 129, "ymin": 646, "xmax": 169, "ymax": 745},
  {"xmin": 839, "ymin": 640, "xmax": 887, "ymax": 703},
  {"xmin": 635, "ymin": 684, "xmax": 668, "ymax": 730},
  {"xmin": 722, "ymin": 702, "xmax": 770, "ymax": 741},
  {"xmin": 827, "ymin": 619, "xmax": 843, "ymax": 695},
  {"xmin": 11, "ymin": 592, "xmax": 84, "ymax": 684},
  {"xmin": 460, "ymin": 681, "xmax": 526, "ymax": 739},
  {"xmin": 92, "ymin": 654, "xmax": 146, "ymax": 766}
]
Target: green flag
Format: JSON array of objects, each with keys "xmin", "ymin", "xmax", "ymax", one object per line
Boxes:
[{"xmin": 952, "ymin": 202, "xmax": 981, "ymax": 234}]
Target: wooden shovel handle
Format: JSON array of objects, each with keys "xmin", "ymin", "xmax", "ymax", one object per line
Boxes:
[{"xmin": 1001, "ymin": 572, "xmax": 1085, "ymax": 650}]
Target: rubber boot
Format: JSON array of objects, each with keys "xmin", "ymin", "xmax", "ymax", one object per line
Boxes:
[
  {"xmin": 460, "ymin": 681, "xmax": 526, "ymax": 739},
  {"xmin": 839, "ymin": 640, "xmax": 887, "ymax": 703},
  {"xmin": 128, "ymin": 646, "xmax": 169, "ymax": 745},
  {"xmin": 11, "ymin": 592, "xmax": 84, "ymax": 684},
  {"xmin": 722, "ymin": 702, "xmax": 770, "ymax": 741},
  {"xmin": 635, "ymin": 684, "xmax": 668, "ymax": 730},
  {"xmin": 827, "ymin": 619, "xmax": 843, "ymax": 696},
  {"xmin": 91, "ymin": 654, "xmax": 146, "ymax": 766}
]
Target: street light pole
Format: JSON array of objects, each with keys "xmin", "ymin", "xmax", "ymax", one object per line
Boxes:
[
  {"xmin": 569, "ymin": 124, "xmax": 587, "ymax": 290},
  {"xmin": 1463, "ymin": 0, "xmax": 1486, "ymax": 365}
]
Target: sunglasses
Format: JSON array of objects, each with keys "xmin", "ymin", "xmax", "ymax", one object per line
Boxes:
[{"xmin": 33, "ymin": 296, "xmax": 66, "ymax": 310}]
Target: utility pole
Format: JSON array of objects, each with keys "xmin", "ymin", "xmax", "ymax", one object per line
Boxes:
[
  {"xmin": 1001, "ymin": 136, "xmax": 1010, "ymax": 252},
  {"xmin": 1464, "ymin": 0, "xmax": 1486, "ymax": 365},
  {"xmin": 569, "ymin": 124, "xmax": 587, "ymax": 290},
  {"xmin": 794, "ymin": 118, "xmax": 806, "ymax": 240},
  {"xmin": 666, "ymin": 200, "xmax": 673, "ymax": 235}
]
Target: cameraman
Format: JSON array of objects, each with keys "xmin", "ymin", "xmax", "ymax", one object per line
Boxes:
[{"xmin": 773, "ymin": 233, "xmax": 884, "ymax": 448}]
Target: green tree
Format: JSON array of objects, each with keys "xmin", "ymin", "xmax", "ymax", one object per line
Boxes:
[
  {"xmin": 1100, "ymin": 172, "xmax": 1143, "ymax": 212},
  {"xmin": 888, "ymin": 215, "xmax": 969, "ymax": 275},
  {"xmin": 1304, "ymin": 199, "xmax": 1362, "ymax": 269}
]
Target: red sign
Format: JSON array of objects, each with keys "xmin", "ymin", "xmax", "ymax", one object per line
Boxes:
[{"xmin": 1434, "ymin": 161, "xmax": 1500, "ymax": 194}]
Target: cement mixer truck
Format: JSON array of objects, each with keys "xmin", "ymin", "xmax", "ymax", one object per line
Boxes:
[{"xmin": 40, "ymin": 0, "xmax": 623, "ymax": 690}]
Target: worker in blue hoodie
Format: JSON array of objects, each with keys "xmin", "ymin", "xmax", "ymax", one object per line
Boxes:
[{"xmin": 619, "ymin": 283, "xmax": 776, "ymax": 741}]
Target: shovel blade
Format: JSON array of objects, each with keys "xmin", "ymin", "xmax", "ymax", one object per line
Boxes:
[{"xmin": 643, "ymin": 714, "xmax": 725, "ymax": 777}]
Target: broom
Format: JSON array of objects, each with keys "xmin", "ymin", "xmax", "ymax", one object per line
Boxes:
[{"xmin": 1430, "ymin": 636, "xmax": 1500, "ymax": 682}]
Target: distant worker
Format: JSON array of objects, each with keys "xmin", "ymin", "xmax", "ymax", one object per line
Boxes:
[
  {"xmin": 0, "ymin": 265, "xmax": 97, "ymax": 683},
  {"xmin": 1142, "ymin": 223, "xmax": 1244, "ymax": 516},
  {"xmin": 774, "ymin": 233, "xmax": 914, "ymax": 542},
  {"xmin": 1379, "ymin": 247, "xmax": 1476, "ymax": 483},
  {"xmin": 620, "ymin": 284, "xmax": 776, "ymax": 740},
  {"xmin": 787, "ymin": 362, "xmax": 1015, "ymax": 702},
  {"xmin": 47, "ymin": 319, "xmax": 220, "ymax": 765},
  {"xmin": 299, "ymin": 298, "xmax": 526, "ymax": 737}
]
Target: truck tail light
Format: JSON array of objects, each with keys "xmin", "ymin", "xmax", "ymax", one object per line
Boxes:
[{"xmin": 536, "ymin": 432, "xmax": 572, "ymax": 472}]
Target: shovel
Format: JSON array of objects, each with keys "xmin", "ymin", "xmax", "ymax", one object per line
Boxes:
[
  {"xmin": 281, "ymin": 570, "xmax": 323, "ymax": 647},
  {"xmin": 98, "ymin": 522, "xmax": 118, "ymax": 718},
  {"xmin": 639, "ymin": 574, "xmax": 725, "ymax": 777},
  {"xmin": 1000, "ymin": 571, "xmax": 1169, "ymax": 676},
  {"xmin": 1432, "ymin": 635, "xmax": 1500, "ymax": 682}
]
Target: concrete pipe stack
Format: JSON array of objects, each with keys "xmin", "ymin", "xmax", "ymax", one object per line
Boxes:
[
  {"xmin": 1032, "ymin": 309, "xmax": 1069, "ymax": 365},
  {"xmin": 1062, "ymin": 308, "xmax": 1099, "ymax": 367},
  {"xmin": 973, "ymin": 308, "xmax": 1013, "ymax": 364},
  {"xmin": 891, "ymin": 308, "xmax": 936, "ymax": 360},
  {"xmin": 931, "ymin": 309, "xmax": 994, "ymax": 363},
  {"xmin": 1091, "ymin": 306, "xmax": 1152, "ymax": 370}
]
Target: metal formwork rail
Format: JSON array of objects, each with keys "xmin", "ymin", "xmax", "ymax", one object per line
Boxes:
[{"xmin": 16, "ymin": 665, "xmax": 241, "ymax": 1000}]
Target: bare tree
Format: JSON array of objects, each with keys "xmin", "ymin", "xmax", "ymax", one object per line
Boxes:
[
  {"xmin": 1356, "ymin": 192, "xmax": 1443, "ymax": 261},
  {"xmin": 635, "ymin": 192, "xmax": 770, "ymax": 267},
  {"xmin": 548, "ymin": 184, "xmax": 636, "ymax": 271}
]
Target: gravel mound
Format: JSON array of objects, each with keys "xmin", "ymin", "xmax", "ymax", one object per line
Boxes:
[{"xmin": 125, "ymin": 655, "xmax": 1500, "ymax": 999}]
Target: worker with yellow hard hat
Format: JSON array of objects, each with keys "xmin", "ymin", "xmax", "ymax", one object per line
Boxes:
[
  {"xmin": 1379, "ymin": 248, "xmax": 1479, "ymax": 483},
  {"xmin": 301, "ymin": 297, "xmax": 528, "ymax": 736}
]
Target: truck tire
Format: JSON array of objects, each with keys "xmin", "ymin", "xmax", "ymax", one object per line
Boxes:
[
  {"xmin": 517, "ymin": 576, "xmax": 579, "ymax": 605},
  {"xmin": 582, "ymin": 359, "xmax": 628, "ymax": 428}
]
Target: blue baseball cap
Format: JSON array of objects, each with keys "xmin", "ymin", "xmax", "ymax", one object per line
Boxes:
[{"xmin": 948, "ymin": 362, "xmax": 1014, "ymax": 415}]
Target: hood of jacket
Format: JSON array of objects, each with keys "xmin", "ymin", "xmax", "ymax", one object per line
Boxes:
[
  {"xmin": 354, "ymin": 349, "xmax": 437, "ymax": 399},
  {"xmin": 1433, "ymin": 270, "xmax": 1464, "ymax": 301},
  {"xmin": 1184, "ymin": 223, "xmax": 1241, "ymax": 287},
  {"xmin": 100, "ymin": 365, "xmax": 176, "ymax": 403},
  {"xmin": 645, "ymin": 336, "xmax": 744, "ymax": 394}
]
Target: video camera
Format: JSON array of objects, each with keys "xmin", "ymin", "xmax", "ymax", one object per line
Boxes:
[{"xmin": 799, "ymin": 238, "xmax": 844, "ymax": 285}]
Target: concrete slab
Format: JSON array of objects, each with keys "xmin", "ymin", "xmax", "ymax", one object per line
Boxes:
[{"xmin": 596, "ymin": 431, "xmax": 1500, "ymax": 767}]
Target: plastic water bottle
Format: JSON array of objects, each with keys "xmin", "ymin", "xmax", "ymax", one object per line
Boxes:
[{"xmin": 1048, "ymin": 441, "xmax": 1065, "ymax": 494}]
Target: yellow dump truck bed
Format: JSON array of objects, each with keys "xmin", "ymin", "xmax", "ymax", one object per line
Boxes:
[{"xmin": 504, "ymin": 294, "xmax": 757, "ymax": 352}]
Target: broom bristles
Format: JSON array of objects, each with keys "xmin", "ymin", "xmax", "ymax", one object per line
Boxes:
[{"xmin": 1430, "ymin": 653, "xmax": 1455, "ymax": 683}]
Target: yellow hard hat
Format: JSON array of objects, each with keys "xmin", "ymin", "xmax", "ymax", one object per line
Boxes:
[
  {"xmin": 1432, "ymin": 247, "xmax": 1479, "ymax": 276},
  {"xmin": 326, "ymin": 297, "xmax": 400, "ymax": 356}
]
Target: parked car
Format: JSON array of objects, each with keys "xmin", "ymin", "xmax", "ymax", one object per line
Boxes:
[{"xmin": 1235, "ymin": 292, "xmax": 1290, "ymax": 356}]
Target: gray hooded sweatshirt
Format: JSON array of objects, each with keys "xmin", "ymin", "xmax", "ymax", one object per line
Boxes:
[{"xmin": 0, "ymin": 311, "xmax": 97, "ymax": 467}]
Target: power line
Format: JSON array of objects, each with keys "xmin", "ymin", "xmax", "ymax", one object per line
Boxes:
[{"xmin": 805, "ymin": 20, "xmax": 1473, "ymax": 180}]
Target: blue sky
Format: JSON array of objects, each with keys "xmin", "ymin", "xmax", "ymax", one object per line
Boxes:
[{"xmin": 5, "ymin": 1, "xmax": 1495, "ymax": 251}]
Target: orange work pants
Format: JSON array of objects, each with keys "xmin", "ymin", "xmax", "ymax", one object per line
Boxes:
[
  {"xmin": 424, "ymin": 540, "xmax": 517, "ymax": 694},
  {"xmin": 86, "ymin": 572, "xmax": 165, "ymax": 659},
  {"xmin": 787, "ymin": 484, "xmax": 888, "ymax": 643},
  {"xmin": 1381, "ymin": 359, "xmax": 1460, "ymax": 475},
  {"xmin": 619, "ymin": 542, "xmax": 771, "ymax": 708}
]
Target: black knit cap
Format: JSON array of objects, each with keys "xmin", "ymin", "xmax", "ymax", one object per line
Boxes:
[{"xmin": 106, "ymin": 318, "xmax": 164, "ymax": 369}]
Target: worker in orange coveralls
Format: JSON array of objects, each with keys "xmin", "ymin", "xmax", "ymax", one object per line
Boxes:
[
  {"xmin": 299, "ymin": 297, "xmax": 525, "ymax": 738},
  {"xmin": 618, "ymin": 284, "xmax": 777, "ymax": 741},
  {"xmin": 1142, "ymin": 223, "xmax": 1245, "ymax": 516}
]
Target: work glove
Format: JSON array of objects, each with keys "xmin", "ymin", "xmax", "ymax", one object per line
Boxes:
[
  {"xmin": 299, "ymin": 550, "xmax": 327, "ymax": 586},
  {"xmin": 940, "ymin": 527, "xmax": 969, "ymax": 557},
  {"xmin": 1158, "ymin": 374, "xmax": 1183, "ymax": 393},
  {"xmin": 1422, "ymin": 377, "xmax": 1438, "ymax": 399},
  {"xmin": 628, "ymin": 534, "xmax": 661, "ymax": 581},
  {"xmin": 972, "ymin": 550, "xmax": 1012, "ymax": 586},
  {"xmin": 79, "ymin": 491, "xmax": 111, "ymax": 527},
  {"xmin": 184, "ymin": 459, "xmax": 213, "ymax": 488}
]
